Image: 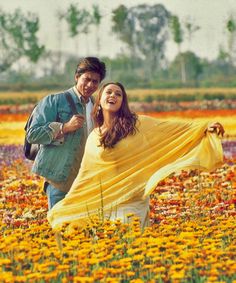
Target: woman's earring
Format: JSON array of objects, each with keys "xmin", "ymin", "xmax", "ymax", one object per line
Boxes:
[{"xmin": 97, "ymin": 105, "xmax": 102, "ymax": 116}]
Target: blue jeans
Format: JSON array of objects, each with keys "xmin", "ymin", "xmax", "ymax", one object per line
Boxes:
[{"xmin": 45, "ymin": 182, "xmax": 67, "ymax": 209}]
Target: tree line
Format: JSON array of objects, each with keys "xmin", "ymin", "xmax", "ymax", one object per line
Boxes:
[{"xmin": 0, "ymin": 3, "xmax": 236, "ymax": 90}]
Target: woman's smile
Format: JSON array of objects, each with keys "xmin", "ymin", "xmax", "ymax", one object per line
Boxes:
[{"xmin": 100, "ymin": 84, "xmax": 123, "ymax": 113}]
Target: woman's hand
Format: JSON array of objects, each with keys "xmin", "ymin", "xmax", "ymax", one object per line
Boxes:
[{"xmin": 207, "ymin": 122, "xmax": 225, "ymax": 137}]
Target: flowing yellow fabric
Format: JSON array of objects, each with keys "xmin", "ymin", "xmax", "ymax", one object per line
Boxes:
[{"xmin": 47, "ymin": 115, "xmax": 223, "ymax": 229}]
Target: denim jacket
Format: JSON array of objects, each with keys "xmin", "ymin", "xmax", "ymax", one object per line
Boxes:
[{"xmin": 27, "ymin": 88, "xmax": 89, "ymax": 182}]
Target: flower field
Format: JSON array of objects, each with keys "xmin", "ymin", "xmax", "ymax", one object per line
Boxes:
[{"xmin": 1, "ymin": 105, "xmax": 236, "ymax": 282}]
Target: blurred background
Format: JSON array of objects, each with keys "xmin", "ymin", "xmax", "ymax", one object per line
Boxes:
[
  {"xmin": 0, "ymin": 0, "xmax": 236, "ymax": 91},
  {"xmin": 0, "ymin": 0, "xmax": 236, "ymax": 144}
]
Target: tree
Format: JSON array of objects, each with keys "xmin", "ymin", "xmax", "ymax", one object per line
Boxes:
[
  {"xmin": 112, "ymin": 4, "xmax": 171, "ymax": 76},
  {"xmin": 112, "ymin": 5, "xmax": 135, "ymax": 55},
  {"xmin": 184, "ymin": 17, "xmax": 200, "ymax": 50},
  {"xmin": 112, "ymin": 4, "xmax": 137, "ymax": 71},
  {"xmin": 0, "ymin": 9, "xmax": 44, "ymax": 73},
  {"xmin": 132, "ymin": 4, "xmax": 171, "ymax": 74},
  {"xmin": 226, "ymin": 16, "xmax": 236, "ymax": 65},
  {"xmin": 62, "ymin": 4, "xmax": 91, "ymax": 54},
  {"xmin": 170, "ymin": 16, "xmax": 183, "ymax": 48},
  {"xmin": 55, "ymin": 9, "xmax": 64, "ymax": 71},
  {"xmin": 169, "ymin": 51, "xmax": 202, "ymax": 86},
  {"xmin": 169, "ymin": 15, "xmax": 186, "ymax": 84},
  {"xmin": 91, "ymin": 4, "xmax": 102, "ymax": 56}
]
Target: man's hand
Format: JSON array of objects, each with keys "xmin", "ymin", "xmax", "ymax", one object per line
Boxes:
[{"xmin": 63, "ymin": 114, "xmax": 85, "ymax": 134}]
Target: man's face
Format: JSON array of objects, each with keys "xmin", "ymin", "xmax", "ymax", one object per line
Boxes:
[{"xmin": 75, "ymin": 72, "xmax": 101, "ymax": 101}]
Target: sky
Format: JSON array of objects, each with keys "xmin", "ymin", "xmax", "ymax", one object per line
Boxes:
[{"xmin": 1, "ymin": 0, "xmax": 236, "ymax": 61}]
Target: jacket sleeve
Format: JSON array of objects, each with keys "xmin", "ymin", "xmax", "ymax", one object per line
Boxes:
[{"xmin": 26, "ymin": 94, "xmax": 62, "ymax": 145}]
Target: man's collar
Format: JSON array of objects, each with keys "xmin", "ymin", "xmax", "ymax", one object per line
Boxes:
[{"xmin": 73, "ymin": 86, "xmax": 90, "ymax": 104}]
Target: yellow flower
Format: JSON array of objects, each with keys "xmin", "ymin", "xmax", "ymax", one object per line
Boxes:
[
  {"xmin": 206, "ymin": 276, "xmax": 219, "ymax": 282},
  {"xmin": 170, "ymin": 270, "xmax": 185, "ymax": 280},
  {"xmin": 13, "ymin": 276, "xmax": 27, "ymax": 282},
  {"xmin": 153, "ymin": 266, "xmax": 166, "ymax": 273},
  {"xmin": 73, "ymin": 276, "xmax": 94, "ymax": 283},
  {"xmin": 126, "ymin": 271, "xmax": 135, "ymax": 276},
  {"xmin": 132, "ymin": 254, "xmax": 144, "ymax": 261},
  {"xmin": 130, "ymin": 279, "xmax": 144, "ymax": 283}
]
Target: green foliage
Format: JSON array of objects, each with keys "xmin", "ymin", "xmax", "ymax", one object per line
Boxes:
[
  {"xmin": 112, "ymin": 5, "xmax": 134, "ymax": 51},
  {"xmin": 131, "ymin": 4, "xmax": 171, "ymax": 74},
  {"xmin": 129, "ymin": 91, "xmax": 236, "ymax": 103},
  {"xmin": 112, "ymin": 4, "xmax": 171, "ymax": 75},
  {"xmin": 0, "ymin": 96, "xmax": 37, "ymax": 105},
  {"xmin": 143, "ymin": 95, "xmax": 154, "ymax": 103},
  {"xmin": 3, "ymin": 69, "xmax": 34, "ymax": 84},
  {"xmin": 203, "ymin": 93, "xmax": 225, "ymax": 100},
  {"xmin": 91, "ymin": 4, "xmax": 102, "ymax": 54},
  {"xmin": 1, "ymin": 3, "xmax": 236, "ymax": 90},
  {"xmin": 0, "ymin": 8, "xmax": 44, "ymax": 72},
  {"xmin": 217, "ymin": 46, "xmax": 229, "ymax": 62},
  {"xmin": 169, "ymin": 15, "xmax": 187, "ymax": 84},
  {"xmin": 184, "ymin": 18, "xmax": 200, "ymax": 47},
  {"xmin": 169, "ymin": 15, "xmax": 183, "ymax": 45},
  {"xmin": 101, "ymin": 55, "xmax": 147, "ymax": 87},
  {"xmin": 169, "ymin": 51, "xmax": 202, "ymax": 86},
  {"xmin": 227, "ymin": 18, "xmax": 236, "ymax": 32},
  {"xmin": 1, "ymin": 51, "xmax": 236, "ymax": 90},
  {"xmin": 226, "ymin": 16, "xmax": 236, "ymax": 65},
  {"xmin": 62, "ymin": 4, "xmax": 91, "ymax": 37},
  {"xmin": 92, "ymin": 4, "xmax": 102, "ymax": 26},
  {"xmin": 200, "ymin": 56, "xmax": 236, "ymax": 86}
]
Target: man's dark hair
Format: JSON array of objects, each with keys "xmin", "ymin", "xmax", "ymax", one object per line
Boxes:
[{"xmin": 75, "ymin": 57, "xmax": 106, "ymax": 81}]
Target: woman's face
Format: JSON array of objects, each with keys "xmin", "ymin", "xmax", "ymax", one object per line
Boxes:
[{"xmin": 100, "ymin": 84, "xmax": 123, "ymax": 114}]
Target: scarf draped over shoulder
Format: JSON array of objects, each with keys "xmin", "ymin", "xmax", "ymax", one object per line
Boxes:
[{"xmin": 47, "ymin": 115, "xmax": 223, "ymax": 229}]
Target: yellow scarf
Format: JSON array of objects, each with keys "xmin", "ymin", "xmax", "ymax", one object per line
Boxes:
[{"xmin": 48, "ymin": 115, "xmax": 223, "ymax": 229}]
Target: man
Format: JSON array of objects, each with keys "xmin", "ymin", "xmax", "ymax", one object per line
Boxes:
[{"xmin": 27, "ymin": 57, "xmax": 106, "ymax": 209}]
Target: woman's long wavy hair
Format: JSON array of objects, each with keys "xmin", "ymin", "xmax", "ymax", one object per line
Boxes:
[{"xmin": 92, "ymin": 82, "xmax": 138, "ymax": 149}]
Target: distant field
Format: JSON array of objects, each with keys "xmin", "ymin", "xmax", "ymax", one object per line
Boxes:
[
  {"xmin": 0, "ymin": 90, "xmax": 48, "ymax": 100},
  {"xmin": 0, "ymin": 88, "xmax": 236, "ymax": 104},
  {"xmin": 127, "ymin": 87, "xmax": 236, "ymax": 97},
  {"xmin": 1, "ymin": 111, "xmax": 236, "ymax": 144}
]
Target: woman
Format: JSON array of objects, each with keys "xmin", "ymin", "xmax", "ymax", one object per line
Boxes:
[{"xmin": 48, "ymin": 82, "xmax": 224, "ymax": 229}]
